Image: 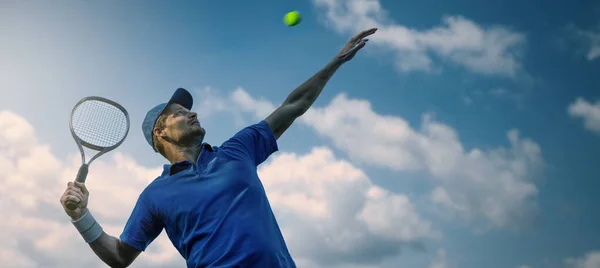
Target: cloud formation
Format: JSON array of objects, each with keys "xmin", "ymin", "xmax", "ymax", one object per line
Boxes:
[
  {"xmin": 0, "ymin": 109, "xmax": 434, "ymax": 267},
  {"xmin": 565, "ymin": 250, "xmax": 600, "ymax": 268},
  {"xmin": 230, "ymin": 87, "xmax": 544, "ymax": 231},
  {"xmin": 0, "ymin": 110, "xmax": 184, "ymax": 268},
  {"xmin": 311, "ymin": 0, "xmax": 527, "ymax": 77},
  {"xmin": 568, "ymin": 97, "xmax": 600, "ymax": 135},
  {"xmin": 570, "ymin": 24, "xmax": 600, "ymax": 60},
  {"xmin": 258, "ymin": 147, "xmax": 437, "ymax": 266}
]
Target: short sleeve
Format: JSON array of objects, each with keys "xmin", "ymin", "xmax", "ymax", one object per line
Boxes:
[
  {"xmin": 220, "ymin": 120, "xmax": 278, "ymax": 166},
  {"xmin": 119, "ymin": 192, "xmax": 163, "ymax": 252}
]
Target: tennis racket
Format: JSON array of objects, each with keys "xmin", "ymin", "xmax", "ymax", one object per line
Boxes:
[{"xmin": 65, "ymin": 96, "xmax": 130, "ymax": 210}]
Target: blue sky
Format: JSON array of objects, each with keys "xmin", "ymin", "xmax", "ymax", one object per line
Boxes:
[{"xmin": 1, "ymin": 1, "xmax": 599, "ymax": 267}]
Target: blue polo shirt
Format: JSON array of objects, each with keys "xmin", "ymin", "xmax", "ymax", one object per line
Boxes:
[{"xmin": 120, "ymin": 120, "xmax": 296, "ymax": 268}]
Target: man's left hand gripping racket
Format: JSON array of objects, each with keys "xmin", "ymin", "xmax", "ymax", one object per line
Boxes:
[{"xmin": 65, "ymin": 96, "xmax": 130, "ymax": 211}]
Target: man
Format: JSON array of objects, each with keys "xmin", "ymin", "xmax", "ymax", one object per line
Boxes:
[{"xmin": 60, "ymin": 28, "xmax": 377, "ymax": 268}]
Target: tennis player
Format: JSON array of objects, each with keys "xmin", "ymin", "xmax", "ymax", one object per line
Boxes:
[{"xmin": 60, "ymin": 28, "xmax": 377, "ymax": 268}]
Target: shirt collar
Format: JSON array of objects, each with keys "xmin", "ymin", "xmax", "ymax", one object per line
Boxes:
[{"xmin": 160, "ymin": 143, "xmax": 213, "ymax": 176}]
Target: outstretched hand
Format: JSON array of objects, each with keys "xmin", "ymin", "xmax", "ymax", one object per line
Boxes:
[{"xmin": 336, "ymin": 28, "xmax": 378, "ymax": 63}]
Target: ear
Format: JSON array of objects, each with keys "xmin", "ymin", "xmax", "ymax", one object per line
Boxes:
[{"xmin": 153, "ymin": 127, "xmax": 165, "ymax": 139}]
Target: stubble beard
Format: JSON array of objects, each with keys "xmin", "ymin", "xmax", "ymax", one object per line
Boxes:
[{"xmin": 180, "ymin": 127, "xmax": 205, "ymax": 147}]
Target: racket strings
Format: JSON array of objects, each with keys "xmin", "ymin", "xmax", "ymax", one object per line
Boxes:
[{"xmin": 71, "ymin": 100, "xmax": 129, "ymax": 148}]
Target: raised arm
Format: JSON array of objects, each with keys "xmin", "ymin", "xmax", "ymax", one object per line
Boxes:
[
  {"xmin": 60, "ymin": 182, "xmax": 142, "ymax": 268},
  {"xmin": 265, "ymin": 28, "xmax": 377, "ymax": 139}
]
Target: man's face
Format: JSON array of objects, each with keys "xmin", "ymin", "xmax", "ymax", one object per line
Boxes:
[{"xmin": 156, "ymin": 103, "xmax": 205, "ymax": 145}]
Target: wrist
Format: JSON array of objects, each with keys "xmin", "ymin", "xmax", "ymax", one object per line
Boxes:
[
  {"xmin": 318, "ymin": 58, "xmax": 342, "ymax": 79},
  {"xmin": 72, "ymin": 209, "xmax": 103, "ymax": 243},
  {"xmin": 71, "ymin": 208, "xmax": 89, "ymax": 221},
  {"xmin": 330, "ymin": 57, "xmax": 344, "ymax": 67}
]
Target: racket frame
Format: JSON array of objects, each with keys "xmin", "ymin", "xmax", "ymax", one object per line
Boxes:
[{"xmin": 66, "ymin": 96, "xmax": 130, "ymax": 210}]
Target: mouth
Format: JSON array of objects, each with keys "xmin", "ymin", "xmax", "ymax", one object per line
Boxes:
[{"xmin": 191, "ymin": 121, "xmax": 200, "ymax": 126}]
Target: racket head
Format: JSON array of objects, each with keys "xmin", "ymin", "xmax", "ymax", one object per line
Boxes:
[{"xmin": 69, "ymin": 96, "xmax": 131, "ymax": 152}]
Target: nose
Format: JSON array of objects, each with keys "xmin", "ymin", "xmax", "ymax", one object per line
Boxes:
[{"xmin": 189, "ymin": 112, "xmax": 197, "ymax": 119}]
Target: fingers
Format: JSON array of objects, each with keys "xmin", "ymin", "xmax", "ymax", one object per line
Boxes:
[
  {"xmin": 68, "ymin": 181, "xmax": 89, "ymax": 195},
  {"xmin": 60, "ymin": 191, "xmax": 80, "ymax": 205},
  {"xmin": 351, "ymin": 28, "xmax": 377, "ymax": 42},
  {"xmin": 63, "ymin": 194, "xmax": 82, "ymax": 204},
  {"xmin": 67, "ymin": 182, "xmax": 84, "ymax": 194},
  {"xmin": 361, "ymin": 28, "xmax": 377, "ymax": 37},
  {"xmin": 358, "ymin": 38, "xmax": 368, "ymax": 48},
  {"xmin": 74, "ymin": 181, "xmax": 89, "ymax": 195},
  {"xmin": 61, "ymin": 181, "xmax": 86, "ymax": 205},
  {"xmin": 66, "ymin": 189, "xmax": 84, "ymax": 202},
  {"xmin": 349, "ymin": 39, "xmax": 368, "ymax": 54}
]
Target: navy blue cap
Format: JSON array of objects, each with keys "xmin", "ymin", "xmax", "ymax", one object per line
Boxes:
[{"xmin": 142, "ymin": 88, "xmax": 193, "ymax": 152}]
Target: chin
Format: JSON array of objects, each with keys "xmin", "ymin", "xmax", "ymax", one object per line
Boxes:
[{"xmin": 190, "ymin": 127, "xmax": 205, "ymax": 137}]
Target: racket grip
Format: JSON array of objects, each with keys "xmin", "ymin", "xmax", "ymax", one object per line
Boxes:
[
  {"xmin": 75, "ymin": 164, "xmax": 89, "ymax": 183},
  {"xmin": 66, "ymin": 164, "xmax": 89, "ymax": 211}
]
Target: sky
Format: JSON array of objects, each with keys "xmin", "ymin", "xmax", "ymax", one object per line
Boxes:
[{"xmin": 1, "ymin": 0, "xmax": 599, "ymax": 267}]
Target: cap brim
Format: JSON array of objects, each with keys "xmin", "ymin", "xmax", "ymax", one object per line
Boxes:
[{"xmin": 166, "ymin": 87, "xmax": 193, "ymax": 110}]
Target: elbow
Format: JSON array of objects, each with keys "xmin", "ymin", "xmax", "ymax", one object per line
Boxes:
[
  {"xmin": 118, "ymin": 256, "xmax": 136, "ymax": 268},
  {"xmin": 283, "ymin": 99, "xmax": 310, "ymax": 117},
  {"xmin": 105, "ymin": 256, "xmax": 130, "ymax": 268},
  {"xmin": 107, "ymin": 260, "xmax": 127, "ymax": 268},
  {"xmin": 113, "ymin": 262, "xmax": 131, "ymax": 268},
  {"xmin": 122, "ymin": 259, "xmax": 135, "ymax": 268}
]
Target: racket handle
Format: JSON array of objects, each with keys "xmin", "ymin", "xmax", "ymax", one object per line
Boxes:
[{"xmin": 66, "ymin": 164, "xmax": 89, "ymax": 211}]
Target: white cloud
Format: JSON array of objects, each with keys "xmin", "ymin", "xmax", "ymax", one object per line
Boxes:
[
  {"xmin": 230, "ymin": 86, "xmax": 278, "ymax": 118},
  {"xmin": 0, "ymin": 110, "xmax": 434, "ymax": 267},
  {"xmin": 229, "ymin": 88, "xmax": 544, "ymax": 231},
  {"xmin": 259, "ymin": 147, "xmax": 438, "ymax": 266},
  {"xmin": 570, "ymin": 24, "xmax": 600, "ymax": 60},
  {"xmin": 0, "ymin": 110, "xmax": 186, "ymax": 268},
  {"xmin": 303, "ymin": 95, "xmax": 543, "ymax": 230},
  {"xmin": 192, "ymin": 86, "xmax": 247, "ymax": 127},
  {"xmin": 568, "ymin": 97, "xmax": 600, "ymax": 135},
  {"xmin": 311, "ymin": 0, "xmax": 526, "ymax": 77},
  {"xmin": 565, "ymin": 250, "xmax": 600, "ymax": 268}
]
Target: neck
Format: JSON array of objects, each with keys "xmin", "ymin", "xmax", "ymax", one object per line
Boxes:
[{"xmin": 164, "ymin": 138, "xmax": 204, "ymax": 164}]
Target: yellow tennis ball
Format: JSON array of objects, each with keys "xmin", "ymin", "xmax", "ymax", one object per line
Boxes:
[{"xmin": 283, "ymin": 11, "xmax": 301, "ymax": 27}]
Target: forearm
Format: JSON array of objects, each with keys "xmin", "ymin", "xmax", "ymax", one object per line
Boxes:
[
  {"xmin": 89, "ymin": 232, "xmax": 128, "ymax": 268},
  {"xmin": 71, "ymin": 209, "xmax": 131, "ymax": 268},
  {"xmin": 283, "ymin": 58, "xmax": 343, "ymax": 114}
]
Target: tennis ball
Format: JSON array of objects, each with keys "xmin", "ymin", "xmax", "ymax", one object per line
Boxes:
[{"xmin": 283, "ymin": 11, "xmax": 301, "ymax": 27}]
